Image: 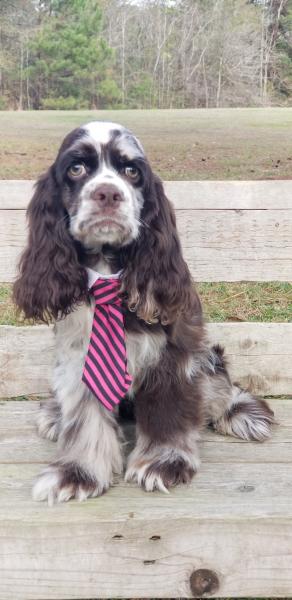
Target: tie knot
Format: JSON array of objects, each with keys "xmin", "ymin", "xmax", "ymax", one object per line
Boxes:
[{"xmin": 91, "ymin": 278, "xmax": 121, "ymax": 306}]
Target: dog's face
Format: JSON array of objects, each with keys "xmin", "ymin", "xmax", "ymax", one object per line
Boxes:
[
  {"xmin": 14, "ymin": 120, "xmax": 196, "ymax": 325},
  {"xmin": 54, "ymin": 121, "xmax": 147, "ymax": 249}
]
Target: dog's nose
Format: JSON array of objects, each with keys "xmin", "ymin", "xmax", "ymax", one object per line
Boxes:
[{"xmin": 91, "ymin": 184, "xmax": 123, "ymax": 207}]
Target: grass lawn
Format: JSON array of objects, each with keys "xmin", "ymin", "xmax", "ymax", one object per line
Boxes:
[
  {"xmin": 1, "ymin": 108, "xmax": 291, "ymax": 324},
  {"xmin": 1, "ymin": 107, "xmax": 292, "ymax": 180},
  {"xmin": 1, "ymin": 282, "xmax": 291, "ymax": 326}
]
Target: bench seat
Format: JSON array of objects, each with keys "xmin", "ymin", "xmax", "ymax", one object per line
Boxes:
[{"xmin": 0, "ymin": 398, "xmax": 291, "ymax": 599}]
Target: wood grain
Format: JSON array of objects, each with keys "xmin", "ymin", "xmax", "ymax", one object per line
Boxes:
[
  {"xmin": 2, "ymin": 179, "xmax": 292, "ymax": 209},
  {"xmin": 0, "ymin": 398, "xmax": 292, "ymax": 598},
  {"xmin": 1, "ymin": 322, "xmax": 291, "ymax": 397},
  {"xmin": 0, "ymin": 180, "xmax": 34, "ymax": 209},
  {"xmin": 1, "ymin": 464, "xmax": 292, "ymax": 598},
  {"xmin": 0, "ymin": 399, "xmax": 289, "ymax": 464},
  {"xmin": 0, "ymin": 325, "xmax": 55, "ymax": 397},
  {"xmin": 1, "ymin": 180, "xmax": 292, "ymax": 282},
  {"xmin": 178, "ymin": 208, "xmax": 292, "ymax": 281},
  {"xmin": 208, "ymin": 322, "xmax": 292, "ymax": 395}
]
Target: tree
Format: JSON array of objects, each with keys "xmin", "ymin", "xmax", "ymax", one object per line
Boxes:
[
  {"xmin": 27, "ymin": 0, "xmax": 120, "ymax": 108},
  {"xmin": 0, "ymin": 0, "xmax": 35, "ymax": 109},
  {"xmin": 257, "ymin": 0, "xmax": 290, "ymax": 104},
  {"xmin": 272, "ymin": 0, "xmax": 292, "ymax": 101},
  {"xmin": 1, "ymin": 0, "xmax": 292, "ymax": 109}
]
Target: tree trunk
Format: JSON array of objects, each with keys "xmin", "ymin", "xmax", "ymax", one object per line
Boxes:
[
  {"xmin": 18, "ymin": 38, "xmax": 23, "ymax": 110},
  {"xmin": 216, "ymin": 56, "xmax": 223, "ymax": 107},
  {"xmin": 121, "ymin": 14, "xmax": 126, "ymax": 105},
  {"xmin": 202, "ymin": 54, "xmax": 209, "ymax": 108}
]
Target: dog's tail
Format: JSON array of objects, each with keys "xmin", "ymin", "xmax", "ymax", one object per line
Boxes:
[{"xmin": 206, "ymin": 345, "xmax": 275, "ymax": 441}]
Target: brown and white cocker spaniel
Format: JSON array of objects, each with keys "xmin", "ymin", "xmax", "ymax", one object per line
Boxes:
[{"xmin": 13, "ymin": 121, "xmax": 274, "ymax": 503}]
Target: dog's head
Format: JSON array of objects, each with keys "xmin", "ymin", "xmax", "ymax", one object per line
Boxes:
[
  {"xmin": 55, "ymin": 121, "xmax": 147, "ymax": 249},
  {"xmin": 14, "ymin": 121, "xmax": 197, "ymax": 324}
]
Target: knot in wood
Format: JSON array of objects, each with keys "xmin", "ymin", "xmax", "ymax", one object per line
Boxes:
[{"xmin": 189, "ymin": 568, "xmax": 219, "ymax": 597}]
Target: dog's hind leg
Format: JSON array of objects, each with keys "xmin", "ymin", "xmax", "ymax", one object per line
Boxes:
[{"xmin": 203, "ymin": 345, "xmax": 275, "ymax": 441}]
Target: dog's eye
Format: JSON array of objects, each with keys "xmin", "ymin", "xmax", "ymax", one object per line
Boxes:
[
  {"xmin": 123, "ymin": 166, "xmax": 139, "ymax": 180},
  {"xmin": 68, "ymin": 164, "xmax": 87, "ymax": 179}
]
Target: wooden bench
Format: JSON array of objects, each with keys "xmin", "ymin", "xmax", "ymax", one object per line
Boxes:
[{"xmin": 0, "ymin": 180, "xmax": 291, "ymax": 599}]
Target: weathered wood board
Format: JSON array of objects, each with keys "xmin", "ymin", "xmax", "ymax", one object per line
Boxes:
[
  {"xmin": 0, "ymin": 398, "xmax": 290, "ymax": 465},
  {"xmin": 0, "ymin": 398, "xmax": 291, "ymax": 599},
  {"xmin": 0, "ymin": 179, "xmax": 34, "ymax": 209},
  {"xmin": 0, "ymin": 325, "xmax": 55, "ymax": 398},
  {"xmin": 2, "ymin": 179, "xmax": 292, "ymax": 210},
  {"xmin": 1, "ymin": 180, "xmax": 292, "ymax": 282},
  {"xmin": 1, "ymin": 322, "xmax": 291, "ymax": 398}
]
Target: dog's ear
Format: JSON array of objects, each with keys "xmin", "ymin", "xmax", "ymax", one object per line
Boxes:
[
  {"xmin": 122, "ymin": 175, "xmax": 198, "ymax": 325},
  {"xmin": 13, "ymin": 168, "xmax": 87, "ymax": 323}
]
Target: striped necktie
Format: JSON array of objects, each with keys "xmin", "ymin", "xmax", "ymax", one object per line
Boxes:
[{"xmin": 82, "ymin": 277, "xmax": 132, "ymax": 411}]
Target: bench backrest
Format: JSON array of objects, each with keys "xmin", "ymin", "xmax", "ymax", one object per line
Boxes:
[{"xmin": 1, "ymin": 180, "xmax": 292, "ymax": 283}]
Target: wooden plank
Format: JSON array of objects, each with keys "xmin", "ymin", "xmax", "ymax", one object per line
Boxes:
[
  {"xmin": 0, "ymin": 210, "xmax": 27, "ymax": 283},
  {"xmin": 0, "ymin": 325, "xmax": 55, "ymax": 398},
  {"xmin": 208, "ymin": 322, "xmax": 292, "ymax": 396},
  {"xmin": 2, "ymin": 179, "xmax": 292, "ymax": 210},
  {"xmin": 0, "ymin": 399, "xmax": 292, "ymax": 597},
  {"xmin": 0, "ymin": 461, "xmax": 292, "ymax": 597},
  {"xmin": 178, "ymin": 208, "xmax": 292, "ymax": 281},
  {"xmin": 1, "ymin": 322, "xmax": 291, "ymax": 398},
  {"xmin": 0, "ymin": 180, "xmax": 34, "ymax": 209},
  {"xmin": 1, "ymin": 206, "xmax": 292, "ymax": 282},
  {"xmin": 166, "ymin": 179, "xmax": 292, "ymax": 210},
  {"xmin": 0, "ymin": 399, "xmax": 290, "ymax": 464}
]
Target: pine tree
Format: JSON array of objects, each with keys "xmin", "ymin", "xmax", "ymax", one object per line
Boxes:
[{"xmin": 27, "ymin": 0, "xmax": 120, "ymax": 108}]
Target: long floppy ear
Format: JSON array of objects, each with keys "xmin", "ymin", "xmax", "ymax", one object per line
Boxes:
[
  {"xmin": 122, "ymin": 175, "xmax": 197, "ymax": 325},
  {"xmin": 13, "ymin": 168, "xmax": 87, "ymax": 323}
]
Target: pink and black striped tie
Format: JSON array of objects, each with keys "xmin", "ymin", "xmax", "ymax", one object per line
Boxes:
[{"xmin": 82, "ymin": 278, "xmax": 132, "ymax": 411}]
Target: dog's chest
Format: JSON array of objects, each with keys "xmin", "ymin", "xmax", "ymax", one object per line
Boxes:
[{"xmin": 54, "ymin": 302, "xmax": 165, "ymax": 385}]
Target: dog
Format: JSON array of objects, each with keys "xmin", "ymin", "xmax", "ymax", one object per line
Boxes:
[{"xmin": 13, "ymin": 121, "xmax": 274, "ymax": 503}]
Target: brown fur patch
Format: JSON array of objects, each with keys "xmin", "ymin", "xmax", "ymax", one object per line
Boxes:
[
  {"xmin": 143, "ymin": 457, "xmax": 196, "ymax": 488},
  {"xmin": 134, "ymin": 348, "xmax": 204, "ymax": 444},
  {"xmin": 54, "ymin": 461, "xmax": 104, "ymax": 497}
]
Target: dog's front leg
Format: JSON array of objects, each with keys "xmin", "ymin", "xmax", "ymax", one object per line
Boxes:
[
  {"xmin": 125, "ymin": 359, "xmax": 202, "ymax": 493},
  {"xmin": 33, "ymin": 306, "xmax": 124, "ymax": 504},
  {"xmin": 33, "ymin": 381, "xmax": 123, "ymax": 504}
]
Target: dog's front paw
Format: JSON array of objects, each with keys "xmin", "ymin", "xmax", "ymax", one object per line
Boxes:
[
  {"xmin": 125, "ymin": 454, "xmax": 198, "ymax": 493},
  {"xmin": 32, "ymin": 462, "xmax": 110, "ymax": 504}
]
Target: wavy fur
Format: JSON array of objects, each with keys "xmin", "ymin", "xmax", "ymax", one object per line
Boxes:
[
  {"xmin": 122, "ymin": 176, "xmax": 195, "ymax": 324},
  {"xmin": 13, "ymin": 168, "xmax": 88, "ymax": 322}
]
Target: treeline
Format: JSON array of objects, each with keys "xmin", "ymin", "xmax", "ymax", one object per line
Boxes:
[{"xmin": 0, "ymin": 0, "xmax": 291, "ymax": 110}]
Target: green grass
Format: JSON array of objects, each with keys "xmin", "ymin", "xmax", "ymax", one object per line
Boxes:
[
  {"xmin": 1, "ymin": 282, "xmax": 291, "ymax": 326},
  {"xmin": 197, "ymin": 282, "xmax": 292, "ymax": 322},
  {"xmin": 0, "ymin": 285, "xmax": 18, "ymax": 326},
  {"xmin": 1, "ymin": 107, "xmax": 292, "ymax": 180}
]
